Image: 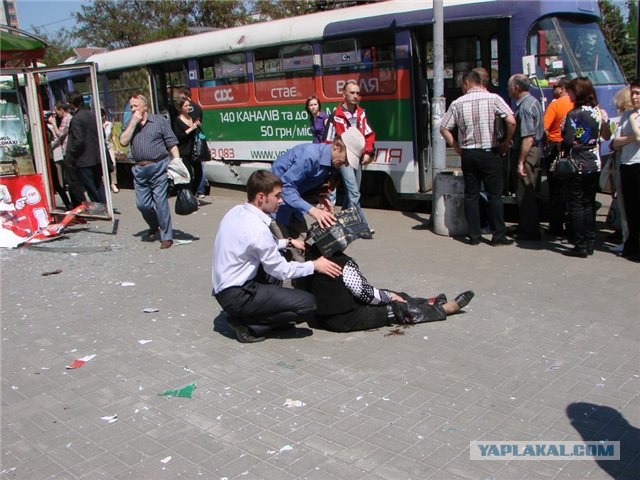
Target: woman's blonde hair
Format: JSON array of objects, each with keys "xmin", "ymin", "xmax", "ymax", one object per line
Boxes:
[{"xmin": 613, "ymin": 87, "xmax": 631, "ymax": 114}]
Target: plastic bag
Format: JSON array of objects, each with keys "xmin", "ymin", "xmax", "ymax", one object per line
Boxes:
[
  {"xmin": 192, "ymin": 132, "xmax": 211, "ymax": 162},
  {"xmin": 175, "ymin": 185, "xmax": 198, "ymax": 215}
]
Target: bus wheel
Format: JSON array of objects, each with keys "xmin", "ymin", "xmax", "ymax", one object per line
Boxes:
[{"xmin": 383, "ymin": 176, "xmax": 421, "ymax": 211}]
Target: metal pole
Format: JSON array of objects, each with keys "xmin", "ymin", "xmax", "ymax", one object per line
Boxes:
[
  {"xmin": 431, "ymin": 0, "xmax": 445, "ymax": 178},
  {"xmin": 431, "ymin": 0, "xmax": 467, "ymax": 236}
]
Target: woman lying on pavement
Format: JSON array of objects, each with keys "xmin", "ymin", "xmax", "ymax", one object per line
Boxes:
[{"xmin": 305, "ymin": 246, "xmax": 474, "ymax": 332}]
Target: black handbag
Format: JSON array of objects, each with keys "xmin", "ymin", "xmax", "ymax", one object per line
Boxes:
[
  {"xmin": 494, "ymin": 114, "xmax": 507, "ymax": 142},
  {"xmin": 550, "ymin": 155, "xmax": 578, "ymax": 180},
  {"xmin": 175, "ymin": 185, "xmax": 198, "ymax": 215},
  {"xmin": 192, "ymin": 131, "xmax": 211, "ymax": 162}
]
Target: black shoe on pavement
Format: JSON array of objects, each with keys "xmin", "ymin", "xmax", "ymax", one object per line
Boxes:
[
  {"xmin": 513, "ymin": 232, "xmax": 542, "ymax": 241},
  {"xmin": 468, "ymin": 237, "xmax": 481, "ymax": 245},
  {"xmin": 564, "ymin": 248, "xmax": 588, "ymax": 258},
  {"xmin": 491, "ymin": 237, "xmax": 514, "ymax": 246},
  {"xmin": 546, "ymin": 227, "xmax": 565, "ymax": 237},
  {"xmin": 454, "ymin": 291, "xmax": 475, "ymax": 309},
  {"xmin": 227, "ymin": 317, "xmax": 266, "ymax": 343},
  {"xmin": 359, "ymin": 231, "xmax": 374, "ymax": 240},
  {"xmin": 143, "ymin": 228, "xmax": 158, "ymax": 242}
]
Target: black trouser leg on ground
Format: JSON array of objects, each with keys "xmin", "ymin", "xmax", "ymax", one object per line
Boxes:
[
  {"xmin": 565, "ymin": 173, "xmax": 598, "ymax": 252},
  {"xmin": 620, "ymin": 163, "xmax": 640, "ymax": 255},
  {"xmin": 319, "ymin": 304, "xmax": 391, "ymax": 332},
  {"xmin": 216, "ymin": 280, "xmax": 317, "ymax": 331}
]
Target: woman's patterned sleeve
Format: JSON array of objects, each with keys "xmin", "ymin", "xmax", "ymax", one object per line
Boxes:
[{"xmin": 342, "ymin": 259, "xmax": 392, "ymax": 305}]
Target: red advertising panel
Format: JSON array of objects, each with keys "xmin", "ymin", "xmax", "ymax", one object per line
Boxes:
[
  {"xmin": 0, "ymin": 174, "xmax": 51, "ymax": 247},
  {"xmin": 322, "ymin": 68, "xmax": 401, "ymax": 99},
  {"xmin": 198, "ymin": 83, "xmax": 250, "ymax": 107},
  {"xmin": 254, "ymin": 76, "xmax": 315, "ymax": 103}
]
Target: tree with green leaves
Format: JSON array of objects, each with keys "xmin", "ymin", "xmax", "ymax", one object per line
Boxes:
[
  {"xmin": 73, "ymin": 0, "xmax": 193, "ymax": 49},
  {"xmin": 71, "ymin": 0, "xmax": 378, "ymax": 51},
  {"xmin": 249, "ymin": 0, "xmax": 371, "ymax": 21},
  {"xmin": 188, "ymin": 0, "xmax": 248, "ymax": 29},
  {"xmin": 31, "ymin": 26, "xmax": 75, "ymax": 66},
  {"xmin": 626, "ymin": 0, "xmax": 638, "ymax": 77},
  {"xmin": 598, "ymin": 0, "xmax": 635, "ymax": 81}
]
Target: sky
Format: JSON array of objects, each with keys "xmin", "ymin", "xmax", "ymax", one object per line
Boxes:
[{"xmin": 16, "ymin": 0, "xmax": 92, "ymax": 35}]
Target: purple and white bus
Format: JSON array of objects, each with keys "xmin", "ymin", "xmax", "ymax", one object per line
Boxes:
[{"xmin": 48, "ymin": 0, "xmax": 625, "ymax": 207}]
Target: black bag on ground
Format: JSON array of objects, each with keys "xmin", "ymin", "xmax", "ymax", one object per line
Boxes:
[{"xmin": 175, "ymin": 185, "xmax": 198, "ymax": 215}]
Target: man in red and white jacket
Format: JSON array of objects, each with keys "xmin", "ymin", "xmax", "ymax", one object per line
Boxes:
[{"xmin": 324, "ymin": 80, "xmax": 376, "ymax": 238}]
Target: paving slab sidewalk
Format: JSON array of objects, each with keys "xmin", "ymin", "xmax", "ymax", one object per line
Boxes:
[{"xmin": 1, "ymin": 187, "xmax": 638, "ymax": 480}]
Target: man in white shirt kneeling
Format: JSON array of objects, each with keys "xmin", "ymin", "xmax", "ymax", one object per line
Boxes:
[{"xmin": 212, "ymin": 170, "xmax": 342, "ymax": 343}]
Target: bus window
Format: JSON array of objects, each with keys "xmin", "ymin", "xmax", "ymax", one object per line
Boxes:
[
  {"xmin": 254, "ymin": 43, "xmax": 314, "ymax": 102},
  {"xmin": 322, "ymin": 38, "xmax": 359, "ymax": 70},
  {"xmin": 426, "ymin": 36, "xmax": 481, "ymax": 90},
  {"xmin": 152, "ymin": 61, "xmax": 186, "ymax": 116},
  {"xmin": 200, "ymin": 52, "xmax": 247, "ymax": 86},
  {"xmin": 527, "ymin": 16, "xmax": 625, "ymax": 85},
  {"xmin": 322, "ymin": 34, "xmax": 396, "ymax": 98},
  {"xmin": 198, "ymin": 52, "xmax": 249, "ymax": 106},
  {"xmin": 103, "ymin": 68, "xmax": 151, "ymax": 124},
  {"xmin": 254, "ymin": 46, "xmax": 282, "ymax": 78},
  {"xmin": 490, "ymin": 36, "xmax": 499, "ymax": 87},
  {"xmin": 281, "ymin": 44, "xmax": 314, "ymax": 72}
]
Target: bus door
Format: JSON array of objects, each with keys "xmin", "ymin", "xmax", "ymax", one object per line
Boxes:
[
  {"xmin": 149, "ymin": 61, "xmax": 188, "ymax": 119},
  {"xmin": 414, "ymin": 19, "xmax": 507, "ymax": 179},
  {"xmin": 409, "ymin": 30, "xmax": 431, "ymax": 193}
]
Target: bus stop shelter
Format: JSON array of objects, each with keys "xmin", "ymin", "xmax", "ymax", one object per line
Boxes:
[{"xmin": 0, "ymin": 26, "xmax": 113, "ymax": 248}]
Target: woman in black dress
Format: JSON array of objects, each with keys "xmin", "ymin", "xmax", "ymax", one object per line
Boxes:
[{"xmin": 172, "ymin": 98, "xmax": 202, "ymax": 194}]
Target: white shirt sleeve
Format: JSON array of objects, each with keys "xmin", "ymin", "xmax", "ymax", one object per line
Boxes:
[{"xmin": 254, "ymin": 228, "xmax": 313, "ymax": 281}]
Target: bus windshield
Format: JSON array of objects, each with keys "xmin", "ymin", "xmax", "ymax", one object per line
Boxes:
[{"xmin": 527, "ymin": 16, "xmax": 625, "ymax": 85}]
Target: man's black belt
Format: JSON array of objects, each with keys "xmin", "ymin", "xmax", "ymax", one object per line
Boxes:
[
  {"xmin": 463, "ymin": 147, "xmax": 498, "ymax": 152},
  {"xmin": 136, "ymin": 160, "xmax": 159, "ymax": 167}
]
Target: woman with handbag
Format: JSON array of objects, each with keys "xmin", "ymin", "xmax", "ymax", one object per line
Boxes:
[
  {"xmin": 560, "ymin": 77, "xmax": 611, "ymax": 258},
  {"xmin": 172, "ymin": 98, "xmax": 202, "ymax": 195}
]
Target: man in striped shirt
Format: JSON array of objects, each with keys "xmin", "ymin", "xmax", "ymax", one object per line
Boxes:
[
  {"xmin": 120, "ymin": 94, "xmax": 179, "ymax": 249},
  {"xmin": 440, "ymin": 70, "xmax": 516, "ymax": 246}
]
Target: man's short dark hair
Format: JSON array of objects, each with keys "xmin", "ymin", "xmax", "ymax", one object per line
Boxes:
[
  {"xmin": 462, "ymin": 70, "xmax": 482, "ymax": 86},
  {"xmin": 472, "ymin": 67, "xmax": 489, "ymax": 87},
  {"xmin": 343, "ymin": 79, "xmax": 358, "ymax": 91},
  {"xmin": 630, "ymin": 78, "xmax": 640, "ymax": 90},
  {"xmin": 247, "ymin": 170, "xmax": 282, "ymax": 202},
  {"xmin": 67, "ymin": 91, "xmax": 84, "ymax": 108},
  {"xmin": 555, "ymin": 77, "xmax": 570, "ymax": 89}
]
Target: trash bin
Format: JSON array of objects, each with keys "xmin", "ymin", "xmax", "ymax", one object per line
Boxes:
[{"xmin": 432, "ymin": 171, "xmax": 468, "ymax": 237}]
